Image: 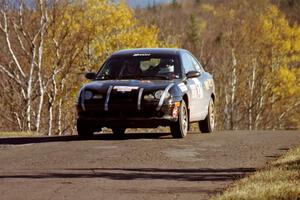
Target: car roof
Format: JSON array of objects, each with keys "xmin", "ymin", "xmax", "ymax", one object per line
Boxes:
[{"xmin": 111, "ymin": 48, "xmax": 188, "ymax": 57}]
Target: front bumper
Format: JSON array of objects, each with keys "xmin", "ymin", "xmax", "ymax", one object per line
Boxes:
[{"xmin": 77, "ymin": 102, "xmax": 180, "ymax": 129}]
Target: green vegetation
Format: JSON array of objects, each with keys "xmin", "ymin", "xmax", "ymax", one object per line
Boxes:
[{"xmin": 211, "ymin": 146, "xmax": 300, "ymax": 200}]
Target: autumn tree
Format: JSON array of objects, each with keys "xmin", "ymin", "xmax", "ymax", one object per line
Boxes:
[
  {"xmin": 0, "ymin": 0, "xmax": 165, "ymax": 134},
  {"xmin": 202, "ymin": 0, "xmax": 300, "ymax": 130},
  {"xmin": 0, "ymin": 0, "xmax": 49, "ymax": 131},
  {"xmin": 136, "ymin": 0, "xmax": 300, "ymax": 130}
]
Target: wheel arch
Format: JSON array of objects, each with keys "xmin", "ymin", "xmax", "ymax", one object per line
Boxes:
[
  {"xmin": 182, "ymin": 94, "xmax": 191, "ymax": 130},
  {"xmin": 182, "ymin": 94, "xmax": 189, "ymax": 108},
  {"xmin": 211, "ymin": 92, "xmax": 215, "ymax": 102}
]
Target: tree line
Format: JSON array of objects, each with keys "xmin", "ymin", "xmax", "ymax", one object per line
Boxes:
[
  {"xmin": 0, "ymin": 0, "xmax": 162, "ymax": 135},
  {"xmin": 138, "ymin": 0, "xmax": 300, "ymax": 130},
  {"xmin": 0, "ymin": 0, "xmax": 299, "ymax": 134}
]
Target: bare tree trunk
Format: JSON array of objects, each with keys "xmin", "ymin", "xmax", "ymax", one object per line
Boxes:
[
  {"xmin": 26, "ymin": 47, "xmax": 36, "ymax": 131},
  {"xmin": 230, "ymin": 48, "xmax": 237, "ymax": 130},
  {"xmin": 0, "ymin": 1, "xmax": 49, "ymax": 132},
  {"xmin": 0, "ymin": 8, "xmax": 34, "ymax": 130},
  {"xmin": 58, "ymin": 98, "xmax": 63, "ymax": 135},
  {"xmin": 48, "ymin": 104, "xmax": 53, "ymax": 136},
  {"xmin": 36, "ymin": 0, "xmax": 48, "ymax": 133},
  {"xmin": 48, "ymin": 75, "xmax": 57, "ymax": 136},
  {"xmin": 248, "ymin": 60, "xmax": 256, "ymax": 130},
  {"xmin": 224, "ymin": 86, "xmax": 230, "ymax": 129},
  {"xmin": 14, "ymin": 112, "xmax": 23, "ymax": 130},
  {"xmin": 254, "ymin": 81, "xmax": 269, "ymax": 129},
  {"xmin": 58, "ymin": 78, "xmax": 66, "ymax": 135}
]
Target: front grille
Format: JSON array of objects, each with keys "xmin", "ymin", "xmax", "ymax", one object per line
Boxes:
[
  {"xmin": 83, "ymin": 109, "xmax": 157, "ymax": 118},
  {"xmin": 83, "ymin": 89, "xmax": 163, "ymax": 114},
  {"xmin": 81, "ymin": 102, "xmax": 173, "ymax": 119},
  {"xmin": 110, "ymin": 91, "xmax": 138, "ymax": 104}
]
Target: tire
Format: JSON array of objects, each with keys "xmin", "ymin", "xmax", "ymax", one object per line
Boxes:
[
  {"xmin": 112, "ymin": 127, "xmax": 126, "ymax": 138},
  {"xmin": 77, "ymin": 119, "xmax": 94, "ymax": 139},
  {"xmin": 199, "ymin": 98, "xmax": 215, "ymax": 133},
  {"xmin": 170, "ymin": 101, "xmax": 188, "ymax": 138}
]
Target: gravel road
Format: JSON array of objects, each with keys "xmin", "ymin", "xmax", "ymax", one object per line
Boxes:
[{"xmin": 0, "ymin": 130, "xmax": 300, "ymax": 200}]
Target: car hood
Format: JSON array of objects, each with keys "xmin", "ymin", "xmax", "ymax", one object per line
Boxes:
[{"xmin": 82, "ymin": 79, "xmax": 178, "ymax": 93}]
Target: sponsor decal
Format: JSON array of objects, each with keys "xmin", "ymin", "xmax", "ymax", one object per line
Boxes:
[
  {"xmin": 192, "ymin": 78, "xmax": 203, "ymax": 99},
  {"xmin": 204, "ymin": 79, "xmax": 213, "ymax": 90},
  {"xmin": 178, "ymin": 83, "xmax": 188, "ymax": 92},
  {"xmin": 209, "ymin": 79, "xmax": 214, "ymax": 87},
  {"xmin": 113, "ymin": 86, "xmax": 139, "ymax": 92},
  {"xmin": 133, "ymin": 53, "xmax": 151, "ymax": 57},
  {"xmin": 204, "ymin": 80, "xmax": 210, "ymax": 90}
]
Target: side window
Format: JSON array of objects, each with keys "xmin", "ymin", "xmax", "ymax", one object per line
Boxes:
[
  {"xmin": 189, "ymin": 55, "xmax": 204, "ymax": 72},
  {"xmin": 181, "ymin": 53, "xmax": 196, "ymax": 74}
]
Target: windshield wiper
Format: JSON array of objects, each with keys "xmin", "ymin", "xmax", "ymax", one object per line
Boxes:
[
  {"xmin": 119, "ymin": 75, "xmax": 140, "ymax": 79},
  {"xmin": 140, "ymin": 75, "xmax": 170, "ymax": 80}
]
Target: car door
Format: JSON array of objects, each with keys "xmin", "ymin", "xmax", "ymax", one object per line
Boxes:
[
  {"xmin": 181, "ymin": 52, "xmax": 205, "ymax": 122},
  {"xmin": 188, "ymin": 54, "xmax": 211, "ymax": 120}
]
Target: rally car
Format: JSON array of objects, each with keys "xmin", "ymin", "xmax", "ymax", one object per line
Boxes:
[{"xmin": 76, "ymin": 48, "xmax": 215, "ymax": 138}]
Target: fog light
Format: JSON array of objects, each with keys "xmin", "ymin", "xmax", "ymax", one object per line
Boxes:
[
  {"xmin": 172, "ymin": 106, "xmax": 179, "ymax": 118},
  {"xmin": 154, "ymin": 90, "xmax": 171, "ymax": 99}
]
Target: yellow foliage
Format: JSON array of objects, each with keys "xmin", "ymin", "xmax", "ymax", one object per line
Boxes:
[
  {"xmin": 42, "ymin": 0, "xmax": 168, "ymax": 120},
  {"xmin": 201, "ymin": 3, "xmax": 216, "ymax": 14},
  {"xmin": 199, "ymin": 20, "xmax": 207, "ymax": 34},
  {"xmin": 208, "ymin": 1, "xmax": 300, "ymax": 128},
  {"xmin": 273, "ymin": 66, "xmax": 300, "ymax": 98},
  {"xmin": 259, "ymin": 5, "xmax": 300, "ymax": 116},
  {"xmin": 76, "ymin": 0, "xmax": 162, "ymax": 69},
  {"xmin": 51, "ymin": 0, "xmax": 165, "ymax": 71},
  {"xmin": 260, "ymin": 5, "xmax": 300, "ymax": 64}
]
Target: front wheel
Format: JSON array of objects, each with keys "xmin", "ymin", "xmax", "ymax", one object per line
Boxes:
[
  {"xmin": 170, "ymin": 101, "xmax": 188, "ymax": 138},
  {"xmin": 77, "ymin": 119, "xmax": 94, "ymax": 139},
  {"xmin": 199, "ymin": 98, "xmax": 215, "ymax": 133},
  {"xmin": 112, "ymin": 127, "xmax": 126, "ymax": 138}
]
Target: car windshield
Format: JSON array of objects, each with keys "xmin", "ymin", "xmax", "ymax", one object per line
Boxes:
[{"xmin": 96, "ymin": 55, "xmax": 181, "ymax": 80}]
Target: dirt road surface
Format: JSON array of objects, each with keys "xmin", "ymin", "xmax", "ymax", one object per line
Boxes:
[{"xmin": 0, "ymin": 130, "xmax": 300, "ymax": 200}]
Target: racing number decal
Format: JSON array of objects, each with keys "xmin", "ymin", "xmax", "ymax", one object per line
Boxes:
[
  {"xmin": 192, "ymin": 78, "xmax": 203, "ymax": 99},
  {"xmin": 204, "ymin": 80, "xmax": 209, "ymax": 90},
  {"xmin": 178, "ymin": 83, "xmax": 188, "ymax": 92},
  {"xmin": 204, "ymin": 79, "xmax": 213, "ymax": 90}
]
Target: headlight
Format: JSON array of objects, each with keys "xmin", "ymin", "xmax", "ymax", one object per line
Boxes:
[
  {"xmin": 154, "ymin": 90, "xmax": 171, "ymax": 99},
  {"xmin": 84, "ymin": 91, "xmax": 93, "ymax": 100}
]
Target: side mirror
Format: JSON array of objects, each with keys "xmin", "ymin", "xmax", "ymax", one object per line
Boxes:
[
  {"xmin": 85, "ymin": 72, "xmax": 96, "ymax": 80},
  {"xmin": 186, "ymin": 71, "xmax": 200, "ymax": 79}
]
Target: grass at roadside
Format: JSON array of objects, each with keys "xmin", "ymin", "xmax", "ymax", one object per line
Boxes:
[
  {"xmin": 212, "ymin": 146, "xmax": 300, "ymax": 200},
  {"xmin": 0, "ymin": 131, "xmax": 36, "ymax": 137}
]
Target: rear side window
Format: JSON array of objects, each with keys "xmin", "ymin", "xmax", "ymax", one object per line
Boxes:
[{"xmin": 181, "ymin": 53, "xmax": 196, "ymax": 73}]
